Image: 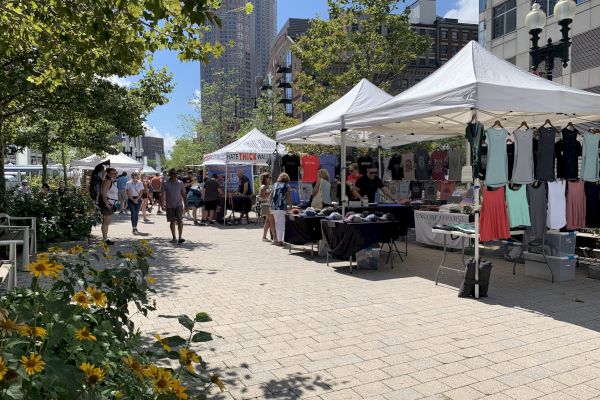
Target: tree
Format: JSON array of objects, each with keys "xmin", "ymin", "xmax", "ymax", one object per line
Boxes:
[
  {"xmin": 292, "ymin": 0, "xmax": 430, "ymax": 115},
  {"xmin": 234, "ymin": 92, "xmax": 298, "ymax": 140},
  {"xmin": 166, "ymin": 136, "xmax": 205, "ymax": 170}
]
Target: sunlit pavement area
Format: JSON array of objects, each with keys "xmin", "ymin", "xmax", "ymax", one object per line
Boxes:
[{"xmin": 96, "ymin": 212, "xmax": 600, "ymax": 400}]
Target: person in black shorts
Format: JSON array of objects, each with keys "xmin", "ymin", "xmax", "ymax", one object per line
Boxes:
[{"xmin": 201, "ymin": 174, "xmax": 222, "ymax": 224}]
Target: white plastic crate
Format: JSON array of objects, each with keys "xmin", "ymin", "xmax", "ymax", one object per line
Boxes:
[
  {"xmin": 524, "ymin": 251, "xmax": 577, "ymax": 282},
  {"xmin": 356, "ymin": 248, "xmax": 381, "ymax": 270}
]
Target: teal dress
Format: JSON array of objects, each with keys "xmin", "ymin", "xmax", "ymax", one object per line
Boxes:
[
  {"xmin": 484, "ymin": 128, "xmax": 508, "ymax": 187},
  {"xmin": 505, "ymin": 184, "xmax": 531, "ymax": 228},
  {"xmin": 582, "ymin": 132, "xmax": 600, "ymax": 182}
]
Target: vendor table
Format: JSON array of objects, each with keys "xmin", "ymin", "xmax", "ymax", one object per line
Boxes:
[
  {"xmin": 285, "ymin": 214, "xmax": 325, "ymax": 257},
  {"xmin": 225, "ymin": 195, "xmax": 253, "ymax": 224},
  {"xmin": 320, "ymin": 220, "xmax": 404, "ymax": 272},
  {"xmin": 415, "ymin": 211, "xmax": 471, "ymax": 249},
  {"xmin": 432, "ymin": 228, "xmax": 529, "ymax": 285},
  {"xmin": 348, "ymin": 204, "xmax": 414, "ymax": 229}
]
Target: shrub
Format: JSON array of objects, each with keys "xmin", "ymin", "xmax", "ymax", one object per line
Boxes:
[
  {"xmin": 0, "ymin": 241, "xmax": 223, "ymax": 399},
  {"xmin": 5, "ymin": 190, "xmax": 100, "ymax": 246}
]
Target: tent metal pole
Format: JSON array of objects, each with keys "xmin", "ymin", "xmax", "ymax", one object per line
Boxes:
[
  {"xmin": 471, "ymin": 109, "xmax": 480, "ymax": 299},
  {"xmin": 224, "ymin": 164, "xmax": 228, "ymax": 226},
  {"xmin": 340, "ymin": 117, "xmax": 347, "ymax": 216}
]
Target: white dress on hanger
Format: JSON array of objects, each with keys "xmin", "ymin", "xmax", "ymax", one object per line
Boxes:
[{"xmin": 547, "ymin": 180, "xmax": 566, "ymax": 229}]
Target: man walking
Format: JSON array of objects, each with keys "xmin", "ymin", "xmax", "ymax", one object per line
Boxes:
[
  {"xmin": 150, "ymin": 172, "xmax": 163, "ymax": 214},
  {"xmin": 161, "ymin": 168, "xmax": 187, "ymax": 244}
]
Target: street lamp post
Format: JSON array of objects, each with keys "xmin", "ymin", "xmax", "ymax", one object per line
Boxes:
[{"xmin": 525, "ymin": 0, "xmax": 577, "ymax": 80}]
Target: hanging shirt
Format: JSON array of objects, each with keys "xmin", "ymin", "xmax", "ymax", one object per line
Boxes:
[
  {"xmin": 555, "ymin": 127, "xmax": 582, "ymax": 180},
  {"xmin": 447, "ymin": 149, "xmax": 464, "ymax": 182},
  {"xmin": 357, "ymin": 155, "xmax": 373, "ymax": 174},
  {"xmin": 439, "ymin": 181, "xmax": 456, "ymax": 201},
  {"xmin": 281, "ymin": 154, "xmax": 300, "ymax": 181},
  {"xmin": 414, "ymin": 148, "xmax": 430, "ymax": 180},
  {"xmin": 270, "ymin": 152, "xmax": 282, "ymax": 180},
  {"xmin": 402, "ymin": 153, "xmax": 415, "ymax": 180},
  {"xmin": 566, "ymin": 180, "xmax": 586, "ymax": 230},
  {"xmin": 484, "ymin": 127, "xmax": 508, "ymax": 187},
  {"xmin": 300, "ymin": 154, "xmax": 320, "ymax": 182},
  {"xmin": 430, "ymin": 150, "xmax": 447, "ymax": 181},
  {"xmin": 410, "ymin": 181, "xmax": 423, "ymax": 199},
  {"xmin": 507, "ymin": 142, "xmax": 515, "ymax": 181},
  {"xmin": 547, "ymin": 180, "xmax": 566, "ymax": 230},
  {"xmin": 581, "ymin": 132, "xmax": 600, "ymax": 182},
  {"xmin": 536, "ymin": 126, "xmax": 557, "ymax": 182},
  {"xmin": 387, "ymin": 155, "xmax": 403, "ymax": 181},
  {"xmin": 585, "ymin": 182, "xmax": 600, "ymax": 228},
  {"xmin": 382, "ymin": 156, "xmax": 392, "ymax": 181},
  {"xmin": 319, "ymin": 154, "xmax": 338, "ymax": 182},
  {"xmin": 505, "ymin": 184, "xmax": 531, "ymax": 228},
  {"xmin": 423, "ymin": 181, "xmax": 437, "ymax": 200},
  {"xmin": 511, "ymin": 128, "xmax": 535, "ymax": 184},
  {"xmin": 465, "ymin": 121, "xmax": 486, "ymax": 179},
  {"xmin": 399, "ymin": 180, "xmax": 411, "ymax": 199},
  {"xmin": 526, "ymin": 182, "xmax": 547, "ymax": 244}
]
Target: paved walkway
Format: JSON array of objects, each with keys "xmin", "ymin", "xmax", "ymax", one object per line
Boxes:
[{"xmin": 98, "ymin": 212, "xmax": 600, "ymax": 400}]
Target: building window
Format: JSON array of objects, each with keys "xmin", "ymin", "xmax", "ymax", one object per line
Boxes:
[
  {"xmin": 428, "ymin": 30, "xmax": 435, "ymax": 38},
  {"xmin": 535, "ymin": 0, "xmax": 557, "ymax": 16},
  {"xmin": 441, "ymin": 30, "xmax": 448, "ymax": 39},
  {"xmin": 493, "ymin": 0, "xmax": 516, "ymax": 39},
  {"xmin": 441, "ymin": 45, "xmax": 448, "ymax": 55},
  {"xmin": 452, "ymin": 45, "xmax": 459, "ymax": 54},
  {"xmin": 419, "ymin": 58, "xmax": 426, "ymax": 66},
  {"xmin": 429, "ymin": 58, "xmax": 435, "ymax": 66},
  {"xmin": 480, "ymin": 0, "xmax": 487, "ymax": 11},
  {"xmin": 575, "ymin": 0, "xmax": 588, "ymax": 3},
  {"xmin": 451, "ymin": 31, "xmax": 458, "ymax": 40},
  {"xmin": 462, "ymin": 31, "xmax": 469, "ymax": 41}
]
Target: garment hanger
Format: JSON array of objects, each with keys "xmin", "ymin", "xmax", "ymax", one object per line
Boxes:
[
  {"xmin": 518, "ymin": 121, "xmax": 529, "ymax": 130},
  {"xmin": 541, "ymin": 119, "xmax": 554, "ymax": 128},
  {"xmin": 566, "ymin": 121, "xmax": 575, "ymax": 131},
  {"xmin": 492, "ymin": 120, "xmax": 503, "ymax": 128},
  {"xmin": 469, "ymin": 114, "xmax": 477, "ymax": 123}
]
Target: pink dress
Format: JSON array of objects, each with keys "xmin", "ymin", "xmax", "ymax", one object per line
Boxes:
[
  {"xmin": 566, "ymin": 180, "xmax": 586, "ymax": 230},
  {"xmin": 480, "ymin": 186, "xmax": 510, "ymax": 242}
]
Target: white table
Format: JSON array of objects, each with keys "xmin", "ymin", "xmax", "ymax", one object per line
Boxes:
[{"xmin": 415, "ymin": 211, "xmax": 470, "ymax": 249}]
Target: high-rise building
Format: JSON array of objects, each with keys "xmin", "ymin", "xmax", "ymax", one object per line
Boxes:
[
  {"xmin": 141, "ymin": 136, "xmax": 165, "ymax": 162},
  {"xmin": 479, "ymin": 0, "xmax": 600, "ymax": 92},
  {"xmin": 201, "ymin": 0, "xmax": 276, "ymax": 120}
]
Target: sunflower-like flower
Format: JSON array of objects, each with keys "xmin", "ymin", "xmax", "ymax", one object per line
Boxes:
[
  {"xmin": 113, "ymin": 391, "xmax": 124, "ymax": 399},
  {"xmin": 99, "ymin": 241, "xmax": 110, "ymax": 253},
  {"xmin": 121, "ymin": 251, "xmax": 137, "ymax": 261},
  {"xmin": 86, "ymin": 287, "xmax": 107, "ymax": 308},
  {"xmin": 72, "ymin": 290, "xmax": 91, "ymax": 308},
  {"xmin": 18, "ymin": 325, "xmax": 47, "ymax": 339},
  {"xmin": 20, "ymin": 353, "xmax": 45, "ymax": 375},
  {"xmin": 143, "ymin": 364, "xmax": 160, "ymax": 378},
  {"xmin": 74, "ymin": 326, "xmax": 97, "ymax": 342},
  {"xmin": 139, "ymin": 239, "xmax": 155, "ymax": 255},
  {"xmin": 0, "ymin": 315, "xmax": 22, "ymax": 337},
  {"xmin": 48, "ymin": 246, "xmax": 63, "ymax": 253},
  {"xmin": 171, "ymin": 379, "xmax": 189, "ymax": 399},
  {"xmin": 179, "ymin": 348, "xmax": 200, "ymax": 372},
  {"xmin": 150, "ymin": 368, "xmax": 174, "ymax": 394},
  {"xmin": 154, "ymin": 334, "xmax": 171, "ymax": 351},
  {"xmin": 0, "ymin": 357, "xmax": 8, "ymax": 381},
  {"xmin": 68, "ymin": 245, "xmax": 83, "ymax": 255},
  {"xmin": 79, "ymin": 362, "xmax": 105, "ymax": 385},
  {"xmin": 211, "ymin": 374, "xmax": 226, "ymax": 392},
  {"xmin": 124, "ymin": 355, "xmax": 145, "ymax": 379},
  {"xmin": 147, "ymin": 276, "xmax": 157, "ymax": 284}
]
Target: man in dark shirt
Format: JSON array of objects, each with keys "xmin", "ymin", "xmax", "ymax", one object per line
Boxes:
[
  {"xmin": 237, "ymin": 169, "xmax": 253, "ymax": 195},
  {"xmin": 352, "ymin": 167, "xmax": 402, "ymax": 203}
]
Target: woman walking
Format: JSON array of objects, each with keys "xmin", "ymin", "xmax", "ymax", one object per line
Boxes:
[
  {"xmin": 140, "ymin": 174, "xmax": 150, "ymax": 223},
  {"xmin": 126, "ymin": 172, "xmax": 144, "ymax": 234},
  {"xmin": 259, "ymin": 172, "xmax": 275, "ymax": 242},
  {"xmin": 311, "ymin": 169, "xmax": 331, "ymax": 209},
  {"xmin": 100, "ymin": 168, "xmax": 119, "ymax": 245},
  {"xmin": 187, "ymin": 177, "xmax": 203, "ymax": 225},
  {"xmin": 271, "ymin": 172, "xmax": 292, "ymax": 246}
]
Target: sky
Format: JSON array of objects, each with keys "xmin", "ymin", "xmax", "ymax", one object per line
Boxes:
[{"xmin": 137, "ymin": 0, "xmax": 478, "ymax": 154}]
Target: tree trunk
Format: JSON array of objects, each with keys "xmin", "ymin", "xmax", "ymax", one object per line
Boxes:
[
  {"xmin": 41, "ymin": 151, "xmax": 48, "ymax": 184},
  {"xmin": 61, "ymin": 145, "xmax": 67, "ymax": 182},
  {"xmin": 0, "ymin": 120, "xmax": 6, "ymax": 211}
]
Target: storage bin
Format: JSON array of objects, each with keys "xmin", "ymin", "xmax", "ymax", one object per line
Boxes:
[
  {"xmin": 524, "ymin": 251, "xmax": 577, "ymax": 282},
  {"xmin": 528, "ymin": 231, "xmax": 576, "ymax": 256},
  {"xmin": 356, "ymin": 248, "xmax": 380, "ymax": 270}
]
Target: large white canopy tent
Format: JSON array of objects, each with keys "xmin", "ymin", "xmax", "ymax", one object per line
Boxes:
[{"xmin": 71, "ymin": 152, "xmax": 144, "ymax": 171}]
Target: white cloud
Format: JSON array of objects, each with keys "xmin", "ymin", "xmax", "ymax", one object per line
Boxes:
[
  {"xmin": 143, "ymin": 123, "xmax": 179, "ymax": 156},
  {"xmin": 106, "ymin": 75, "xmax": 132, "ymax": 88},
  {"xmin": 444, "ymin": 0, "xmax": 479, "ymax": 23}
]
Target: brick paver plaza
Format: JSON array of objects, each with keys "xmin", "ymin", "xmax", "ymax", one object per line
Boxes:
[{"xmin": 101, "ymin": 214, "xmax": 600, "ymax": 400}]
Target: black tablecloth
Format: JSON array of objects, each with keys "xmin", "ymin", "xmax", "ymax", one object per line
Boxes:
[
  {"xmin": 321, "ymin": 220, "xmax": 402, "ymax": 260},
  {"xmin": 348, "ymin": 204, "xmax": 414, "ymax": 231},
  {"xmin": 227, "ymin": 196, "xmax": 252, "ymax": 213},
  {"xmin": 285, "ymin": 215, "xmax": 324, "ymax": 245}
]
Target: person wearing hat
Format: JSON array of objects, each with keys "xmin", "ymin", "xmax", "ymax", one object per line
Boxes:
[
  {"xmin": 160, "ymin": 168, "xmax": 187, "ymax": 244},
  {"xmin": 16, "ymin": 179, "xmax": 30, "ymax": 194},
  {"xmin": 352, "ymin": 167, "xmax": 402, "ymax": 204}
]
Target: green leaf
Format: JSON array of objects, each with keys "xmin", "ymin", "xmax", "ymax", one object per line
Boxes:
[
  {"xmin": 191, "ymin": 331, "xmax": 213, "ymax": 342},
  {"xmin": 178, "ymin": 315, "xmax": 194, "ymax": 331},
  {"xmin": 194, "ymin": 312, "xmax": 212, "ymax": 322}
]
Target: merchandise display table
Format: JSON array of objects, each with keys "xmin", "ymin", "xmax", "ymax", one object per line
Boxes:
[
  {"xmin": 320, "ymin": 220, "xmax": 404, "ymax": 272},
  {"xmin": 432, "ymin": 228, "xmax": 527, "ymax": 285},
  {"xmin": 348, "ymin": 204, "xmax": 414, "ymax": 230},
  {"xmin": 415, "ymin": 211, "xmax": 471, "ymax": 249},
  {"xmin": 285, "ymin": 214, "xmax": 325, "ymax": 257},
  {"xmin": 226, "ymin": 195, "xmax": 253, "ymax": 224}
]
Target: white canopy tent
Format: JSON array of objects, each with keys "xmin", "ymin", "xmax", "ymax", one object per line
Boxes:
[
  {"xmin": 71, "ymin": 152, "xmax": 144, "ymax": 171},
  {"xmin": 142, "ymin": 165, "xmax": 158, "ymax": 174}
]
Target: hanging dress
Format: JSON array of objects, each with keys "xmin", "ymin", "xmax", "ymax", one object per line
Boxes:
[
  {"xmin": 547, "ymin": 180, "xmax": 566, "ymax": 230},
  {"xmin": 505, "ymin": 184, "xmax": 531, "ymax": 228},
  {"xmin": 555, "ymin": 128, "xmax": 582, "ymax": 180},
  {"xmin": 585, "ymin": 182, "xmax": 600, "ymax": 228},
  {"xmin": 536, "ymin": 127, "xmax": 557, "ymax": 182},
  {"xmin": 511, "ymin": 128, "xmax": 535, "ymax": 184},
  {"xmin": 480, "ymin": 186, "xmax": 510, "ymax": 242},
  {"xmin": 526, "ymin": 182, "xmax": 547, "ymax": 244},
  {"xmin": 484, "ymin": 127, "xmax": 508, "ymax": 187},
  {"xmin": 566, "ymin": 180, "xmax": 586, "ymax": 230},
  {"xmin": 581, "ymin": 132, "xmax": 600, "ymax": 182}
]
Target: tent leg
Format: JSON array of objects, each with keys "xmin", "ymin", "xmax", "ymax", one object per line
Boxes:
[
  {"xmin": 224, "ymin": 164, "xmax": 228, "ymax": 226},
  {"xmin": 340, "ymin": 129, "xmax": 347, "ymax": 216},
  {"xmin": 474, "ymin": 181, "xmax": 481, "ymax": 299}
]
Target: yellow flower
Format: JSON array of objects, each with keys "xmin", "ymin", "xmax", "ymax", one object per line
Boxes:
[
  {"xmin": 36, "ymin": 252, "xmax": 50, "ymax": 260},
  {"xmin": 154, "ymin": 334, "xmax": 171, "ymax": 351},
  {"xmin": 122, "ymin": 251, "xmax": 137, "ymax": 260},
  {"xmin": 74, "ymin": 327, "xmax": 97, "ymax": 342},
  {"xmin": 143, "ymin": 363, "xmax": 160, "ymax": 378},
  {"xmin": 18, "ymin": 325, "xmax": 47, "ymax": 339},
  {"xmin": 0, "ymin": 357, "xmax": 7, "ymax": 381},
  {"xmin": 211, "ymin": 374, "xmax": 226, "ymax": 392},
  {"xmin": 79, "ymin": 362, "xmax": 104, "ymax": 385},
  {"xmin": 27, "ymin": 258, "xmax": 63, "ymax": 278},
  {"xmin": 179, "ymin": 348, "xmax": 200, "ymax": 372},
  {"xmin": 68, "ymin": 245, "xmax": 83, "ymax": 255},
  {"xmin": 72, "ymin": 290, "xmax": 91, "ymax": 308},
  {"xmin": 147, "ymin": 276, "xmax": 157, "ymax": 284},
  {"xmin": 0, "ymin": 317, "xmax": 21, "ymax": 337},
  {"xmin": 20, "ymin": 353, "xmax": 45, "ymax": 375},
  {"xmin": 99, "ymin": 241, "xmax": 109, "ymax": 253},
  {"xmin": 150, "ymin": 368, "xmax": 174, "ymax": 394},
  {"xmin": 48, "ymin": 246, "xmax": 63, "ymax": 253},
  {"xmin": 139, "ymin": 239, "xmax": 155, "ymax": 255},
  {"xmin": 113, "ymin": 391, "xmax": 124, "ymax": 399},
  {"xmin": 86, "ymin": 287, "xmax": 107, "ymax": 308},
  {"xmin": 124, "ymin": 355, "xmax": 145, "ymax": 378},
  {"xmin": 171, "ymin": 380, "xmax": 189, "ymax": 399}
]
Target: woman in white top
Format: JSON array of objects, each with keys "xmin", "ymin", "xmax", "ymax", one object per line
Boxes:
[
  {"xmin": 311, "ymin": 169, "xmax": 331, "ymax": 209},
  {"xmin": 126, "ymin": 172, "xmax": 145, "ymax": 234},
  {"xmin": 259, "ymin": 172, "xmax": 275, "ymax": 242}
]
